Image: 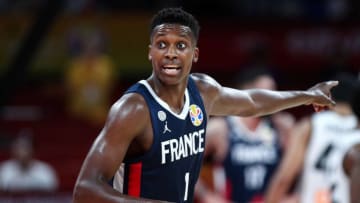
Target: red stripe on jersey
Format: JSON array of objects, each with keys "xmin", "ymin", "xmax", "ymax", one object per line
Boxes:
[
  {"xmin": 128, "ymin": 162, "xmax": 142, "ymax": 197},
  {"xmin": 225, "ymin": 178, "xmax": 232, "ymax": 200}
]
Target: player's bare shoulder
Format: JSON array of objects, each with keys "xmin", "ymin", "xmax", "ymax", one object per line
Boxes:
[
  {"xmin": 105, "ymin": 92, "xmax": 151, "ymax": 138},
  {"xmin": 190, "ymin": 73, "xmax": 223, "ymax": 113},
  {"xmin": 190, "ymin": 73, "xmax": 222, "ymax": 97}
]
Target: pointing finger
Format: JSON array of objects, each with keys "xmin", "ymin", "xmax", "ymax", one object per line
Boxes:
[{"xmin": 326, "ymin": 80, "xmax": 339, "ymax": 88}]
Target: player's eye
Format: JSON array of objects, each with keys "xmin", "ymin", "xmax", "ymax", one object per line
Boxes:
[
  {"xmin": 177, "ymin": 42, "xmax": 186, "ymax": 50},
  {"xmin": 158, "ymin": 41, "xmax": 166, "ymax": 49}
]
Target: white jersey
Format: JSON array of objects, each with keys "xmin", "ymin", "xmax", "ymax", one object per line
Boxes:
[
  {"xmin": 300, "ymin": 111, "xmax": 358, "ymax": 203},
  {"xmin": 330, "ymin": 129, "xmax": 360, "ymax": 203}
]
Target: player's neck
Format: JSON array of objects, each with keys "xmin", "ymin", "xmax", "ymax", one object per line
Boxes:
[{"xmin": 147, "ymin": 77, "xmax": 187, "ymax": 113}]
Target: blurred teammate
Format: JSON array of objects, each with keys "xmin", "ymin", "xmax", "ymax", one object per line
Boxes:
[
  {"xmin": 265, "ymin": 73, "xmax": 359, "ymax": 203},
  {"xmin": 196, "ymin": 68, "xmax": 295, "ymax": 203},
  {"xmin": 73, "ymin": 7, "xmax": 337, "ymax": 203}
]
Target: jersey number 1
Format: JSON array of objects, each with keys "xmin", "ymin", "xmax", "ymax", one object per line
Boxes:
[{"xmin": 184, "ymin": 172, "xmax": 190, "ymax": 201}]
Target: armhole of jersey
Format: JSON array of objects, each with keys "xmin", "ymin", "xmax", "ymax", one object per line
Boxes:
[
  {"xmin": 188, "ymin": 75, "xmax": 207, "ymax": 121},
  {"xmin": 123, "ymin": 86, "xmax": 160, "ymax": 164}
]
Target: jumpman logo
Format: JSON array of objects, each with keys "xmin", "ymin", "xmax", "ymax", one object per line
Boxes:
[{"xmin": 163, "ymin": 121, "xmax": 171, "ymax": 134}]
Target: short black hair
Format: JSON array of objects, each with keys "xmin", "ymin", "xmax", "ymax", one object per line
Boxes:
[
  {"xmin": 351, "ymin": 81, "xmax": 360, "ymax": 120},
  {"xmin": 150, "ymin": 7, "xmax": 200, "ymax": 44}
]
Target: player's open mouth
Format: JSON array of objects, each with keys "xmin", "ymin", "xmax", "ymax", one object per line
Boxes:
[{"xmin": 162, "ymin": 65, "xmax": 181, "ymax": 75}]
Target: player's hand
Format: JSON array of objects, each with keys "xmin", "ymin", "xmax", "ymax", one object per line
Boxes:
[{"xmin": 306, "ymin": 81, "xmax": 338, "ymax": 111}]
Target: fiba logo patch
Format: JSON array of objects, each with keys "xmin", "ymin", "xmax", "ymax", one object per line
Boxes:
[{"xmin": 189, "ymin": 104, "xmax": 203, "ymax": 126}]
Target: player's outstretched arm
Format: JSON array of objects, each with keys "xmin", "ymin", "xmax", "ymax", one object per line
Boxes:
[
  {"xmin": 192, "ymin": 73, "xmax": 337, "ymax": 117},
  {"xmin": 73, "ymin": 94, "xmax": 171, "ymax": 203},
  {"xmin": 264, "ymin": 118, "xmax": 311, "ymax": 203},
  {"xmin": 343, "ymin": 143, "xmax": 360, "ymax": 203}
]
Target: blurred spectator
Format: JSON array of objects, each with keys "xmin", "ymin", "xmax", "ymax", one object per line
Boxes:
[
  {"xmin": 65, "ymin": 30, "xmax": 116, "ymax": 126},
  {"xmin": 0, "ymin": 129, "xmax": 58, "ymax": 192},
  {"xmin": 265, "ymin": 72, "xmax": 359, "ymax": 203},
  {"xmin": 196, "ymin": 68, "xmax": 295, "ymax": 203}
]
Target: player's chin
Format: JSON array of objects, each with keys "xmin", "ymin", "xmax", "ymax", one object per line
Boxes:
[
  {"xmin": 159, "ymin": 75, "xmax": 184, "ymax": 86},
  {"xmin": 161, "ymin": 78, "xmax": 181, "ymax": 86}
]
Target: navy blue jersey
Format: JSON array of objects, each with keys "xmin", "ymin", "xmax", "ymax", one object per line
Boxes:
[
  {"xmin": 112, "ymin": 75, "xmax": 207, "ymax": 203},
  {"xmin": 223, "ymin": 116, "xmax": 282, "ymax": 203}
]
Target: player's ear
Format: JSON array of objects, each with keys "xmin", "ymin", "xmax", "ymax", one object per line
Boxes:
[
  {"xmin": 193, "ymin": 47, "xmax": 199, "ymax": 63},
  {"xmin": 148, "ymin": 45, "xmax": 152, "ymax": 61}
]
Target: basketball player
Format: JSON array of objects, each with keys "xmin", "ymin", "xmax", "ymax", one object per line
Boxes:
[
  {"xmin": 265, "ymin": 73, "xmax": 359, "ymax": 203},
  {"xmin": 73, "ymin": 7, "xmax": 338, "ymax": 203}
]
